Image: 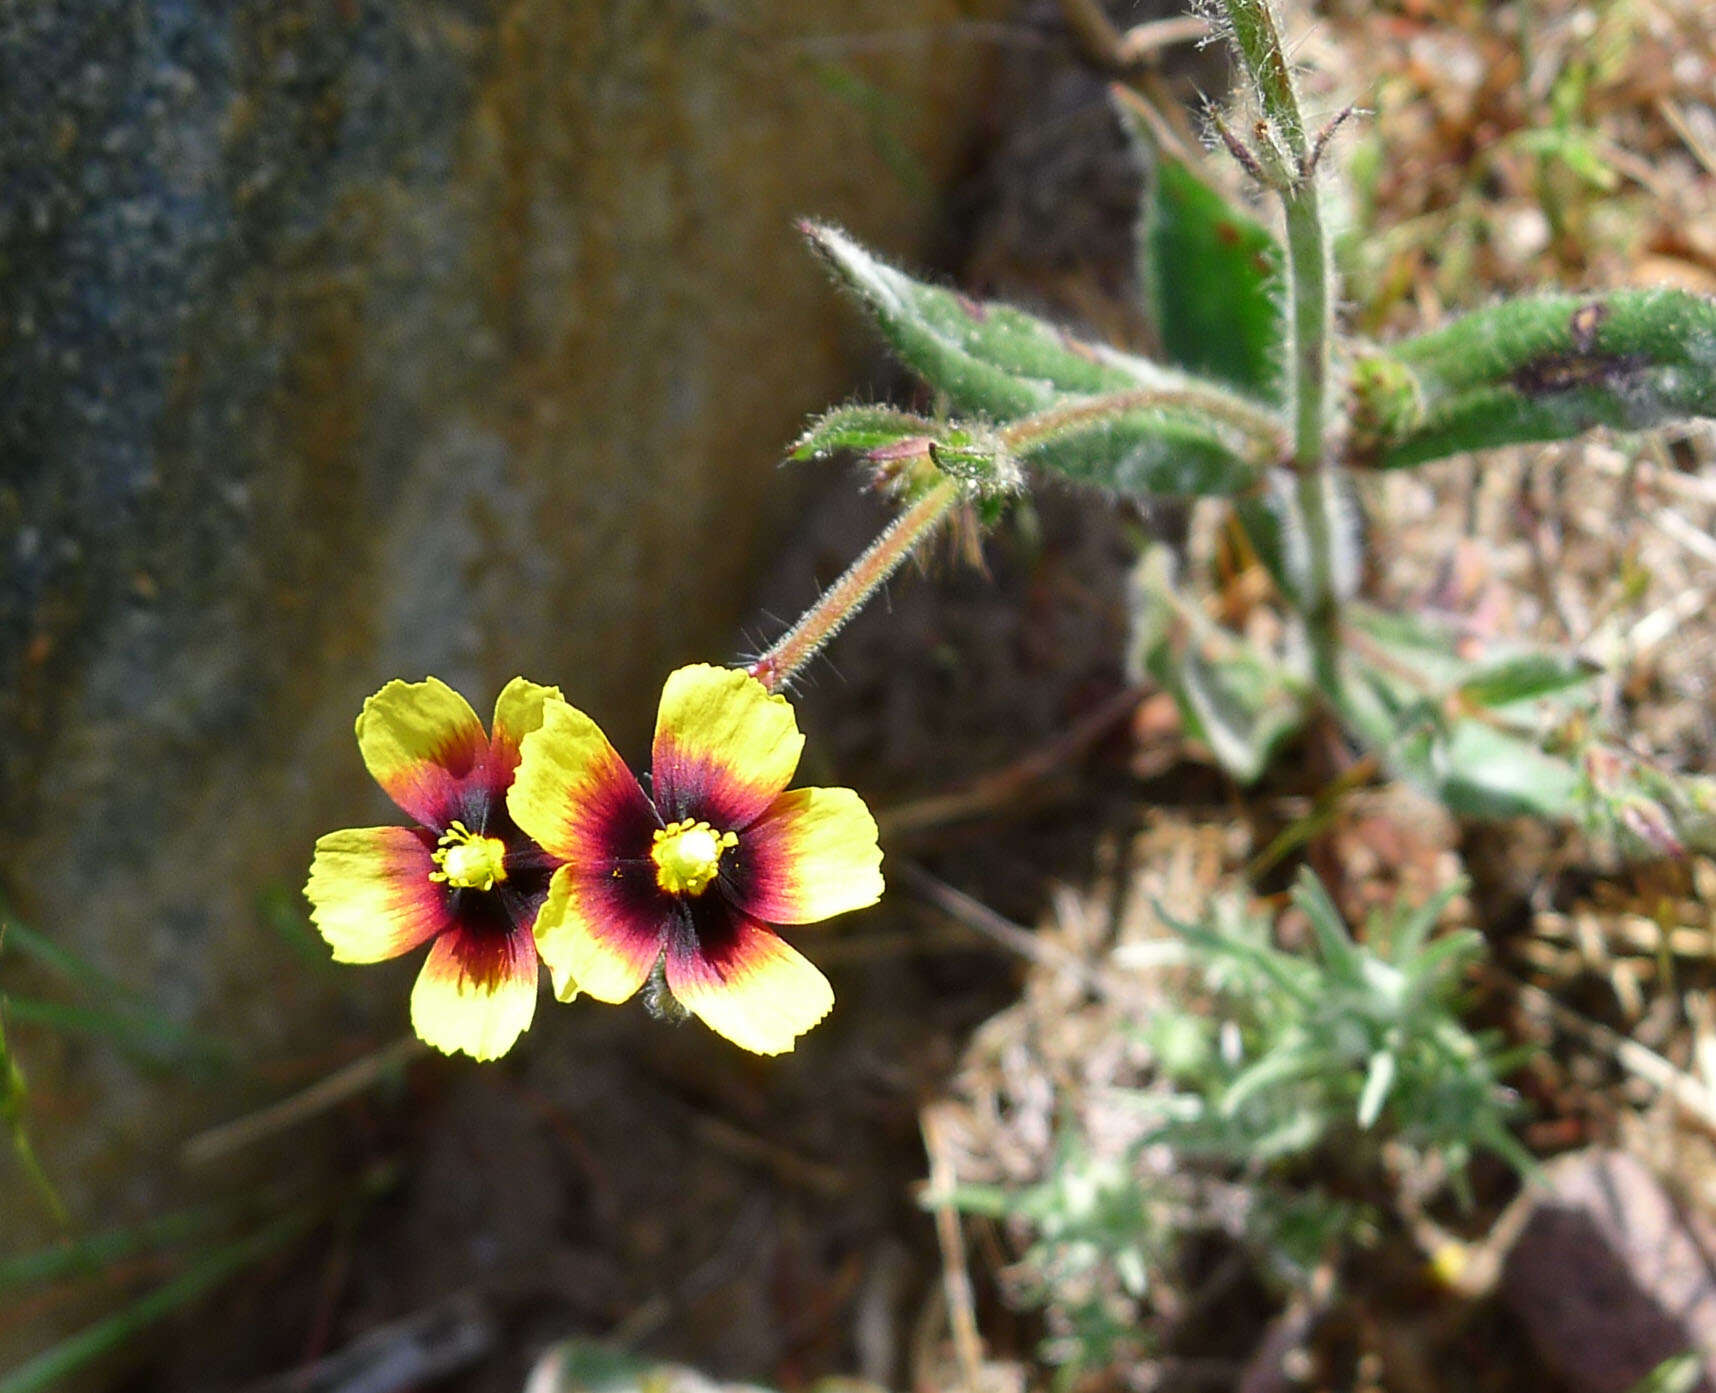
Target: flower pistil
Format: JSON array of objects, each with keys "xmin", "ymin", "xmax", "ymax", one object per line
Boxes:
[
  {"xmin": 651, "ymin": 819, "xmax": 737, "ymax": 895},
  {"xmin": 430, "ymin": 821, "xmax": 510, "ymax": 892}
]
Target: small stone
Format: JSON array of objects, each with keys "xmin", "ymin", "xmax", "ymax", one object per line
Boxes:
[{"xmin": 1502, "ymin": 1149, "xmax": 1716, "ymax": 1393}]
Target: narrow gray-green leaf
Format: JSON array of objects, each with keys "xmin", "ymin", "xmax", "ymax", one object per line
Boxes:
[
  {"xmin": 1357, "ymin": 1050, "xmax": 1397, "ymax": 1129},
  {"xmin": 1291, "ymin": 869, "xmax": 1362, "ymax": 982},
  {"xmin": 0, "ymin": 1206, "xmax": 228, "ymax": 1294},
  {"xmin": 0, "ymin": 1210, "xmax": 313, "ymax": 1393}
]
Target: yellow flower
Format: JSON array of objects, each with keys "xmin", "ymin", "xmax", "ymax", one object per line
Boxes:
[
  {"xmin": 508, "ymin": 664, "xmax": 884, "ymax": 1055},
  {"xmin": 305, "ymin": 678, "xmax": 563, "ymax": 1061}
]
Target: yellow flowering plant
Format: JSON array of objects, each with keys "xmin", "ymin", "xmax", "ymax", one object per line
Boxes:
[
  {"xmin": 507, "ymin": 663, "xmax": 883, "ymax": 1056},
  {"xmin": 303, "ymin": 392, "xmax": 969, "ymax": 1059},
  {"xmin": 305, "ymin": 678, "xmax": 565, "ymax": 1061}
]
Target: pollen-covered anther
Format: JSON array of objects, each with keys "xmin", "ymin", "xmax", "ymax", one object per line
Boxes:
[
  {"xmin": 429, "ymin": 820, "xmax": 510, "ymax": 891},
  {"xmin": 651, "ymin": 819, "xmax": 738, "ymax": 896}
]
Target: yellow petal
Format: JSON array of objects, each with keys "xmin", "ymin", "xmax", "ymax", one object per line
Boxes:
[
  {"xmin": 651, "ymin": 664, "xmax": 804, "ymax": 828},
  {"xmin": 664, "ymin": 913, "xmax": 833, "ymax": 1055},
  {"xmin": 356, "ymin": 677, "xmax": 488, "ymax": 827},
  {"xmin": 306, "ymin": 826, "xmax": 447, "ymax": 963},
  {"xmin": 507, "ymin": 700, "xmax": 656, "ymax": 865},
  {"xmin": 532, "ymin": 864, "xmax": 664, "ymax": 1003},
  {"xmin": 736, "ymin": 787, "xmax": 884, "ymax": 925},
  {"xmin": 409, "ymin": 926, "xmax": 539, "ymax": 1061},
  {"xmin": 490, "ymin": 677, "xmax": 564, "ymax": 774}
]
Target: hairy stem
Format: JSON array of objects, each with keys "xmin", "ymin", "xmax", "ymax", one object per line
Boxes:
[
  {"xmin": 998, "ymin": 382, "xmax": 1286, "ymax": 466},
  {"xmin": 1219, "ymin": 0, "xmax": 1342, "ymax": 695},
  {"xmin": 748, "ymin": 479, "xmax": 961, "ymax": 693}
]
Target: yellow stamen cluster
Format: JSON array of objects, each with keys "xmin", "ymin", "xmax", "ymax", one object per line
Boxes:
[
  {"xmin": 651, "ymin": 819, "xmax": 737, "ymax": 896},
  {"xmin": 429, "ymin": 820, "xmax": 510, "ymax": 891}
]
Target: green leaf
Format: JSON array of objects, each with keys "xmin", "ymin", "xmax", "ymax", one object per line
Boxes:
[
  {"xmin": 1220, "ymin": 1044, "xmax": 1321, "ymax": 1119},
  {"xmin": 790, "ymin": 405, "xmax": 937, "ymax": 461},
  {"xmin": 1457, "ymin": 651, "xmax": 1599, "ymax": 708},
  {"xmin": 1381, "ymin": 880, "xmax": 1467, "ymax": 966},
  {"xmin": 1131, "ymin": 550, "xmax": 1308, "ymax": 781},
  {"xmin": 1341, "ymin": 631, "xmax": 1584, "ymax": 821},
  {"xmin": 1346, "ymin": 604, "xmax": 1595, "ymax": 725},
  {"xmin": 1291, "ymin": 869, "xmax": 1363, "ymax": 984},
  {"xmin": 1354, "ymin": 289, "xmax": 1716, "ymax": 468},
  {"xmin": 1133, "ymin": 132, "xmax": 1284, "ymax": 399},
  {"xmin": 1157, "ymin": 904, "xmax": 1317, "ymax": 1008},
  {"xmin": 1174, "ymin": 643, "xmax": 1306, "ymax": 783},
  {"xmin": 1357, "ymin": 1049, "xmax": 1397, "ymax": 1129},
  {"xmin": 805, "ymin": 220, "xmax": 1131, "ymax": 409},
  {"xmin": 1018, "ymin": 404, "xmax": 1264, "ymax": 496},
  {"xmin": 0, "ymin": 1007, "xmax": 65, "ymax": 1223},
  {"xmin": 1411, "ymin": 718, "xmax": 1583, "ymax": 820},
  {"xmin": 1406, "ymin": 928, "xmax": 1485, "ymax": 994},
  {"xmin": 0, "ymin": 910, "xmax": 128, "ymax": 999},
  {"xmin": 802, "ymin": 221, "xmax": 1255, "ymax": 497},
  {"xmin": 3, "ymin": 995, "xmax": 232, "ymax": 1073}
]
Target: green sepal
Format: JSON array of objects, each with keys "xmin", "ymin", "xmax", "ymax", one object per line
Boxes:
[
  {"xmin": 790, "ymin": 405, "xmax": 937, "ymax": 461},
  {"xmin": 927, "ymin": 425, "xmax": 1023, "ymax": 495},
  {"xmin": 1354, "ymin": 289, "xmax": 1716, "ymax": 468}
]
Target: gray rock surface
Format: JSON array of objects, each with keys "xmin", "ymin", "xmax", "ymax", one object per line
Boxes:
[{"xmin": 0, "ymin": 0, "xmax": 1002, "ymax": 1262}]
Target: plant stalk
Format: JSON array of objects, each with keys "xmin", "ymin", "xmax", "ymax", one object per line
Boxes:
[
  {"xmin": 748, "ymin": 478, "xmax": 961, "ymax": 693},
  {"xmin": 999, "ymin": 382, "xmax": 1286, "ymax": 467},
  {"xmin": 1219, "ymin": 0, "xmax": 1342, "ymax": 696}
]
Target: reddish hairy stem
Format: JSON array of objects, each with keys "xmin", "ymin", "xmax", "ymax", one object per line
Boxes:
[{"xmin": 747, "ymin": 480, "xmax": 961, "ymax": 693}]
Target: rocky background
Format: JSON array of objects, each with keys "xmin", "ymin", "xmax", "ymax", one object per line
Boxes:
[{"xmin": 0, "ymin": 0, "xmax": 1010, "ymax": 1292}]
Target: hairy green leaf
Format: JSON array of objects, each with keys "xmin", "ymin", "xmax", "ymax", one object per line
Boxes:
[
  {"xmin": 802, "ymin": 221, "xmax": 1258, "ymax": 497},
  {"xmin": 1136, "ymin": 138, "xmax": 1283, "ymax": 398},
  {"xmin": 790, "ymin": 405, "xmax": 937, "ymax": 461},
  {"xmin": 1340, "ymin": 630, "xmax": 1585, "ymax": 821},
  {"xmin": 1354, "ymin": 289, "xmax": 1716, "ymax": 467}
]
